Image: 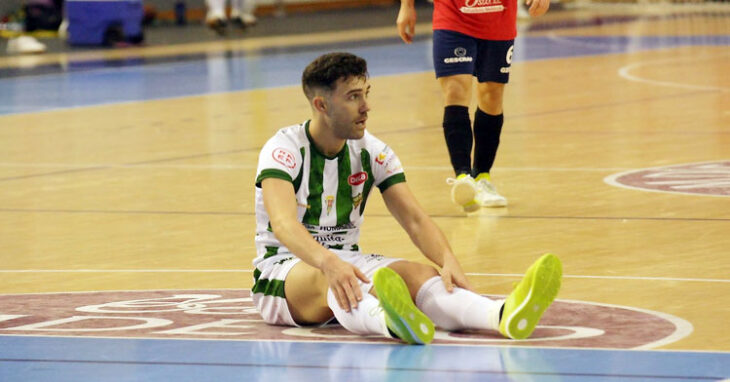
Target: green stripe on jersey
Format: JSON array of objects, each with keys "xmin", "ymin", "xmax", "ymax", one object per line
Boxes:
[
  {"xmin": 336, "ymin": 148, "xmax": 353, "ymax": 226},
  {"xmin": 359, "ymin": 149, "xmax": 375, "ymax": 215},
  {"xmin": 302, "ymin": 147, "xmax": 325, "ymax": 225}
]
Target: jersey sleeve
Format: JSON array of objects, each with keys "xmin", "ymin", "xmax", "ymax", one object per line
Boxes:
[
  {"xmin": 370, "ymin": 139, "xmax": 406, "ymax": 192},
  {"xmin": 255, "ymin": 133, "xmax": 302, "ymax": 187}
]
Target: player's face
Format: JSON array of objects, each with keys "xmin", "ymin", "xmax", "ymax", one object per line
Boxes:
[{"xmin": 325, "ymin": 76, "xmax": 370, "ymax": 140}]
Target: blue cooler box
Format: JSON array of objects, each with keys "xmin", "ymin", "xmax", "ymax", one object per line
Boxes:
[{"xmin": 66, "ymin": 0, "xmax": 144, "ymax": 46}]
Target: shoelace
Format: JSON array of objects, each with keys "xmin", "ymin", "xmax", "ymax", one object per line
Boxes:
[
  {"xmin": 445, "ymin": 177, "xmax": 457, "ymax": 185},
  {"xmin": 476, "ymin": 179, "xmax": 497, "ymax": 193}
]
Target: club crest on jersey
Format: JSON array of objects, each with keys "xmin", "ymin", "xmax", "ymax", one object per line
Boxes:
[
  {"xmin": 348, "ymin": 172, "xmax": 368, "ymax": 186},
  {"xmin": 375, "ymin": 152, "xmax": 387, "ymax": 165},
  {"xmin": 325, "ymin": 195, "xmax": 335, "ymax": 215},
  {"xmin": 352, "ymin": 193, "xmax": 363, "ymax": 209},
  {"xmin": 272, "ymin": 148, "xmax": 296, "ymax": 169}
]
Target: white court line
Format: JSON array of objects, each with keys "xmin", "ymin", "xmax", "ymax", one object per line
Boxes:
[
  {"xmin": 618, "ymin": 54, "xmax": 730, "ymax": 92},
  {"xmin": 0, "ymin": 269, "xmax": 727, "ymax": 283}
]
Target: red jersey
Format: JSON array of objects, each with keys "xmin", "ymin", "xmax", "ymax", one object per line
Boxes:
[{"xmin": 432, "ymin": 0, "xmax": 518, "ymax": 41}]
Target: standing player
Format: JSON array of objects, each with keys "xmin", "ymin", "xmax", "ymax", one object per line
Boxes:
[
  {"xmin": 395, "ymin": 0, "xmax": 550, "ymax": 212},
  {"xmin": 252, "ymin": 52, "xmax": 562, "ymax": 344}
]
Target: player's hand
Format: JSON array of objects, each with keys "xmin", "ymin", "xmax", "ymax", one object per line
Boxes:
[
  {"xmin": 526, "ymin": 0, "xmax": 550, "ymax": 17},
  {"xmin": 321, "ymin": 253, "xmax": 370, "ymax": 312},
  {"xmin": 440, "ymin": 254, "xmax": 474, "ymax": 292},
  {"xmin": 396, "ymin": 4, "xmax": 417, "ymax": 44}
]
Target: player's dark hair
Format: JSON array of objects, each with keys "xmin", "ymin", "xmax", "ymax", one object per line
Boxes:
[{"xmin": 302, "ymin": 52, "xmax": 368, "ymax": 99}]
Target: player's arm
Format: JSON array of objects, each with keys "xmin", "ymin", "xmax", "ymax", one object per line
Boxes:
[
  {"xmin": 396, "ymin": 0, "xmax": 416, "ymax": 44},
  {"xmin": 381, "ymin": 182, "xmax": 474, "ymax": 292},
  {"xmin": 261, "ymin": 177, "xmax": 369, "ymax": 311}
]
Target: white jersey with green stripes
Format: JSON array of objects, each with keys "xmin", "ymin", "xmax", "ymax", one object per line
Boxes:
[{"xmin": 254, "ymin": 120, "xmax": 406, "ymax": 266}]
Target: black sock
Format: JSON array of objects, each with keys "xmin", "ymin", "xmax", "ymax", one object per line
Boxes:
[
  {"xmin": 472, "ymin": 108, "xmax": 503, "ymax": 176},
  {"xmin": 442, "ymin": 105, "xmax": 473, "ymax": 176}
]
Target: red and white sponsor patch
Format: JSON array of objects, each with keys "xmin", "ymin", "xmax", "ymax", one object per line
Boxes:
[
  {"xmin": 605, "ymin": 161, "xmax": 730, "ymax": 197},
  {"xmin": 272, "ymin": 148, "xmax": 296, "ymax": 169},
  {"xmin": 348, "ymin": 172, "xmax": 368, "ymax": 186},
  {"xmin": 0, "ymin": 290, "xmax": 690, "ymax": 348}
]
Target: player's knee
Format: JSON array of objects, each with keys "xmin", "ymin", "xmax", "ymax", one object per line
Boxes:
[
  {"xmin": 388, "ymin": 261, "xmax": 439, "ymax": 297},
  {"xmin": 443, "ymin": 86, "xmax": 470, "ymax": 105},
  {"xmin": 441, "ymin": 78, "xmax": 471, "ymax": 105}
]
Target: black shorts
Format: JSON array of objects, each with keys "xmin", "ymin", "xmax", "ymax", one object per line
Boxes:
[{"xmin": 432, "ymin": 29, "xmax": 514, "ymax": 84}]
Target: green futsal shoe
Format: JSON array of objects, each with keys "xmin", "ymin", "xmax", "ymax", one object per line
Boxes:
[
  {"xmin": 373, "ymin": 267, "xmax": 435, "ymax": 345},
  {"xmin": 499, "ymin": 253, "xmax": 563, "ymax": 340}
]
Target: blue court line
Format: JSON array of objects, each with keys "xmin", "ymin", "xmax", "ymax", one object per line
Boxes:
[
  {"xmin": 0, "ymin": 336, "xmax": 728, "ymax": 382},
  {"xmin": 0, "ymin": 35, "xmax": 728, "ymax": 116}
]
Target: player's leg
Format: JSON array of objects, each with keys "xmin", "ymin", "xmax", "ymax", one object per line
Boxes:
[
  {"xmin": 281, "ymin": 257, "xmax": 392, "ymax": 337},
  {"xmin": 373, "ymin": 261, "xmax": 438, "ymax": 344},
  {"xmin": 392, "ymin": 254, "xmax": 561, "ymax": 340},
  {"xmin": 388, "ymin": 260, "xmax": 503, "ymax": 332},
  {"xmin": 284, "ymin": 259, "xmax": 334, "ymax": 324},
  {"xmin": 433, "ymin": 30, "xmax": 481, "ymax": 212},
  {"xmin": 472, "ymin": 40, "xmax": 514, "ymax": 207},
  {"xmin": 378, "ymin": 261, "xmax": 502, "ymax": 337}
]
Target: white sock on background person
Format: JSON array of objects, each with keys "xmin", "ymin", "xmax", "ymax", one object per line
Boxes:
[{"xmin": 415, "ymin": 276, "xmax": 502, "ymax": 331}]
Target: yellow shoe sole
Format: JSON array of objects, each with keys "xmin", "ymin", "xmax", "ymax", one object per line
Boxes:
[{"xmin": 499, "ymin": 253, "xmax": 562, "ymax": 340}]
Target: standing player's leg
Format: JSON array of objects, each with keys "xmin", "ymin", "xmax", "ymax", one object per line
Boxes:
[
  {"xmin": 432, "ymin": 30, "xmax": 480, "ymax": 212},
  {"xmin": 472, "ymin": 40, "xmax": 514, "ymax": 207}
]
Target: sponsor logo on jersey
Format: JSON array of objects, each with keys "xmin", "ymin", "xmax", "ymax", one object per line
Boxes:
[
  {"xmin": 460, "ymin": 0, "xmax": 504, "ymax": 13},
  {"xmin": 272, "ymin": 148, "xmax": 296, "ymax": 169},
  {"xmin": 325, "ymin": 195, "xmax": 335, "ymax": 215},
  {"xmin": 375, "ymin": 152, "xmax": 387, "ymax": 165},
  {"xmin": 348, "ymin": 172, "xmax": 368, "ymax": 186}
]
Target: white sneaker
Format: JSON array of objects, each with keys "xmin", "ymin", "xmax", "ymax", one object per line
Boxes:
[
  {"xmin": 475, "ymin": 176, "xmax": 508, "ymax": 207},
  {"xmin": 446, "ymin": 175, "xmax": 480, "ymax": 213},
  {"xmin": 6, "ymin": 36, "xmax": 46, "ymax": 54}
]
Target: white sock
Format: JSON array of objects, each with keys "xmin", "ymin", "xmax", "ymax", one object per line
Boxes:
[
  {"xmin": 415, "ymin": 276, "xmax": 502, "ymax": 331},
  {"xmin": 327, "ymin": 289, "xmax": 391, "ymax": 337}
]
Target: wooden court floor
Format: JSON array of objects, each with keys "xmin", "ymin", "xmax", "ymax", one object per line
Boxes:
[{"xmin": 1, "ymin": 2, "xmax": 728, "ymax": 357}]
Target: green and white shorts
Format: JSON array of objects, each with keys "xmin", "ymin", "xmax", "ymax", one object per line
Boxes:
[{"xmin": 252, "ymin": 250, "xmax": 402, "ymax": 326}]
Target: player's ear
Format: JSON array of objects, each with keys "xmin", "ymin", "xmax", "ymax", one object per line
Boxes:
[{"xmin": 312, "ymin": 96, "xmax": 327, "ymax": 113}]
